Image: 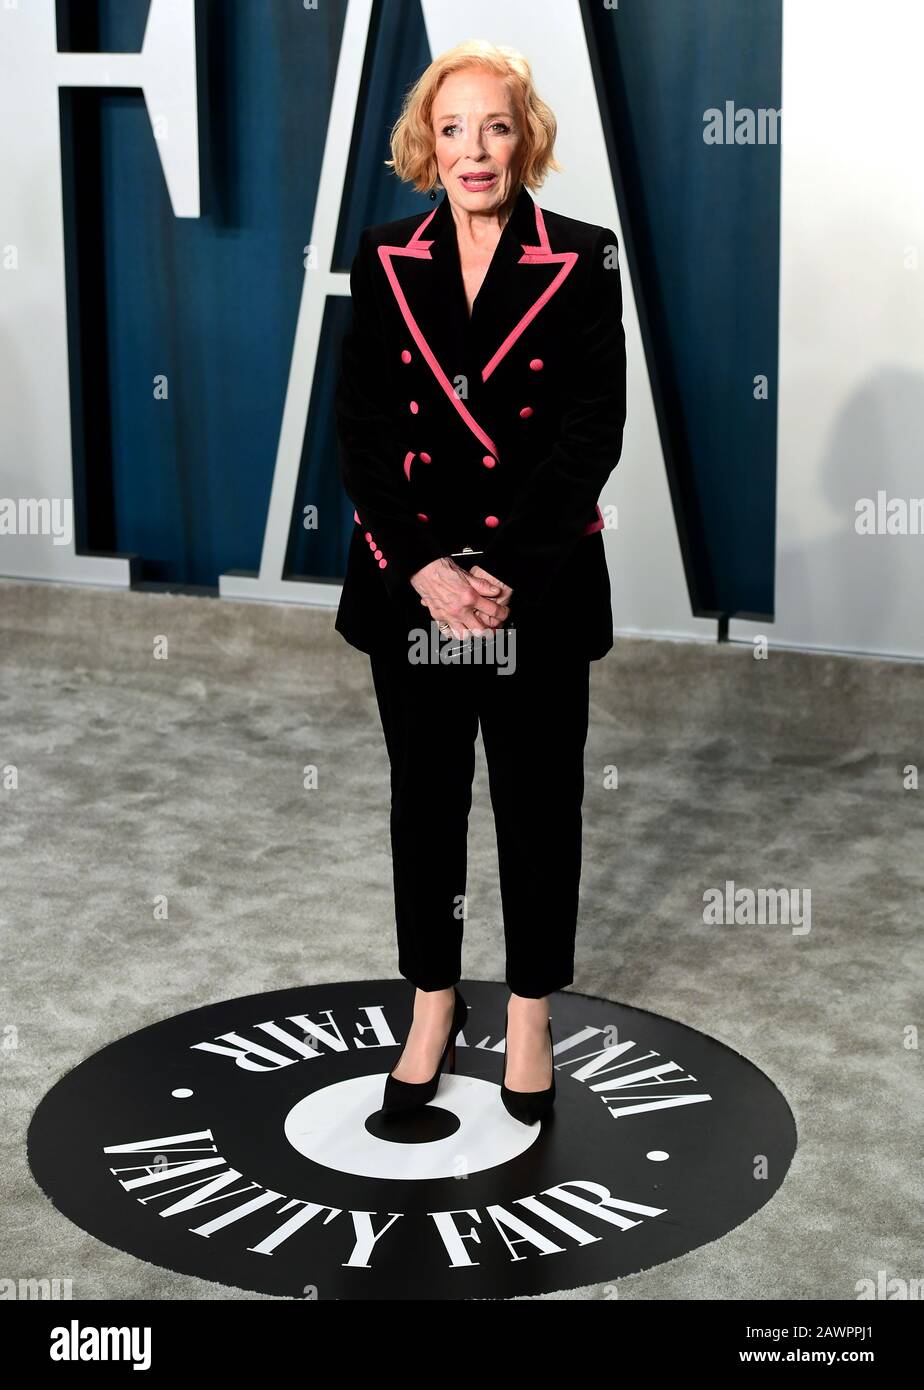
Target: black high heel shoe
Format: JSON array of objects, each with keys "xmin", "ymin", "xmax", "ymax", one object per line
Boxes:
[
  {"xmin": 381, "ymin": 985, "xmax": 468, "ymax": 1117},
  {"xmin": 501, "ymin": 1009, "xmax": 556, "ymax": 1125}
]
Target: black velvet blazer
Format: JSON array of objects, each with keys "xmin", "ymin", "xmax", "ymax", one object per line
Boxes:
[{"xmin": 333, "ymin": 183, "xmax": 627, "ymax": 660}]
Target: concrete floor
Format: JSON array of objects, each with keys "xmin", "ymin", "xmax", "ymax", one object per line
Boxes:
[{"xmin": 1, "ymin": 578, "xmax": 920, "ymax": 1299}]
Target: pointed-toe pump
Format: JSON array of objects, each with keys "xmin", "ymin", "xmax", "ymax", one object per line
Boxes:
[
  {"xmin": 381, "ymin": 985, "xmax": 468, "ymax": 1117},
  {"xmin": 501, "ymin": 1012, "xmax": 556, "ymax": 1125}
]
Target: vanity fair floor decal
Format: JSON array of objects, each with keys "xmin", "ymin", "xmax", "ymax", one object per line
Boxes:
[{"xmin": 27, "ymin": 980, "xmax": 796, "ymax": 1299}]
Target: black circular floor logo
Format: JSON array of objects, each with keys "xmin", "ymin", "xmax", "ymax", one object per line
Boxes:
[{"xmin": 27, "ymin": 981, "xmax": 796, "ymax": 1299}]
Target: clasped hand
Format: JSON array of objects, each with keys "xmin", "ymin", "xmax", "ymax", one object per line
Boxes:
[{"xmin": 410, "ymin": 556, "xmax": 512, "ymax": 640}]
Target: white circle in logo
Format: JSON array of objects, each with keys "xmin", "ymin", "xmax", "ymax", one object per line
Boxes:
[{"xmin": 284, "ymin": 1074, "xmax": 538, "ymax": 1179}]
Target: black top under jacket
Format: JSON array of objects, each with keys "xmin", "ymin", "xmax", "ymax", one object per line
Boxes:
[{"xmin": 333, "ymin": 183, "xmax": 627, "ymax": 660}]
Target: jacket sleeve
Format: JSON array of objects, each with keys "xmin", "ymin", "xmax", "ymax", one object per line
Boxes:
[
  {"xmin": 477, "ymin": 226, "xmax": 627, "ymax": 604},
  {"xmin": 334, "ymin": 228, "xmax": 448, "ymax": 600}
]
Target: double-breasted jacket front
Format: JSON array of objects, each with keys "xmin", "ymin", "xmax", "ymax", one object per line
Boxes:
[{"xmin": 333, "ymin": 183, "xmax": 627, "ymax": 659}]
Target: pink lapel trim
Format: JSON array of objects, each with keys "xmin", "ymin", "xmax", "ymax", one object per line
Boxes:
[
  {"xmin": 378, "ymin": 223, "xmax": 500, "ymax": 459},
  {"xmin": 376, "ymin": 199, "xmax": 578, "ymax": 458},
  {"xmin": 377, "ymin": 201, "xmax": 600, "ymax": 540},
  {"xmin": 482, "ymin": 205, "xmax": 577, "ymax": 383}
]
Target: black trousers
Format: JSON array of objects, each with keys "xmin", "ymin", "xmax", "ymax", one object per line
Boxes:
[{"xmin": 369, "ymin": 637, "xmax": 591, "ymax": 998}]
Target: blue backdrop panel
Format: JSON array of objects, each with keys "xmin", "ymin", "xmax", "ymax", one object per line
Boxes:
[{"xmin": 587, "ymin": 0, "xmax": 781, "ymax": 618}]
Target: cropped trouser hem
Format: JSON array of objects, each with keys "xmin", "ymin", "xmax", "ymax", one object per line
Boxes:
[
  {"xmin": 505, "ymin": 974, "xmax": 574, "ymax": 1000},
  {"xmin": 397, "ymin": 969, "xmax": 574, "ymax": 999},
  {"xmin": 398, "ymin": 966, "xmax": 461, "ymax": 993}
]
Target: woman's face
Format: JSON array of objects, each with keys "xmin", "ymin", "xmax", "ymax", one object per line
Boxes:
[{"xmin": 431, "ymin": 67, "xmax": 521, "ymax": 215}]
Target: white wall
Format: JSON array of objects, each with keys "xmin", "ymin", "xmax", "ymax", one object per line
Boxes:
[{"xmin": 731, "ymin": 0, "xmax": 924, "ymax": 659}]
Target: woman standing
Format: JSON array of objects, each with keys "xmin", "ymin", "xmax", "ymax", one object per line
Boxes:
[{"xmin": 334, "ymin": 40, "xmax": 626, "ymax": 1124}]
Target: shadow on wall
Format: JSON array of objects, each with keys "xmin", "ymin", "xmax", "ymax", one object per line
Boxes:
[{"xmin": 775, "ymin": 367, "xmax": 924, "ymax": 658}]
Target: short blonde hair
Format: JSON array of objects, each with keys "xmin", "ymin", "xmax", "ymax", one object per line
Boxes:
[{"xmin": 386, "ymin": 40, "xmax": 562, "ymax": 194}]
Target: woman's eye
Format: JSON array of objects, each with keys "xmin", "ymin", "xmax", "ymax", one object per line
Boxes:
[{"xmin": 439, "ymin": 122, "xmax": 511, "ymax": 137}]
